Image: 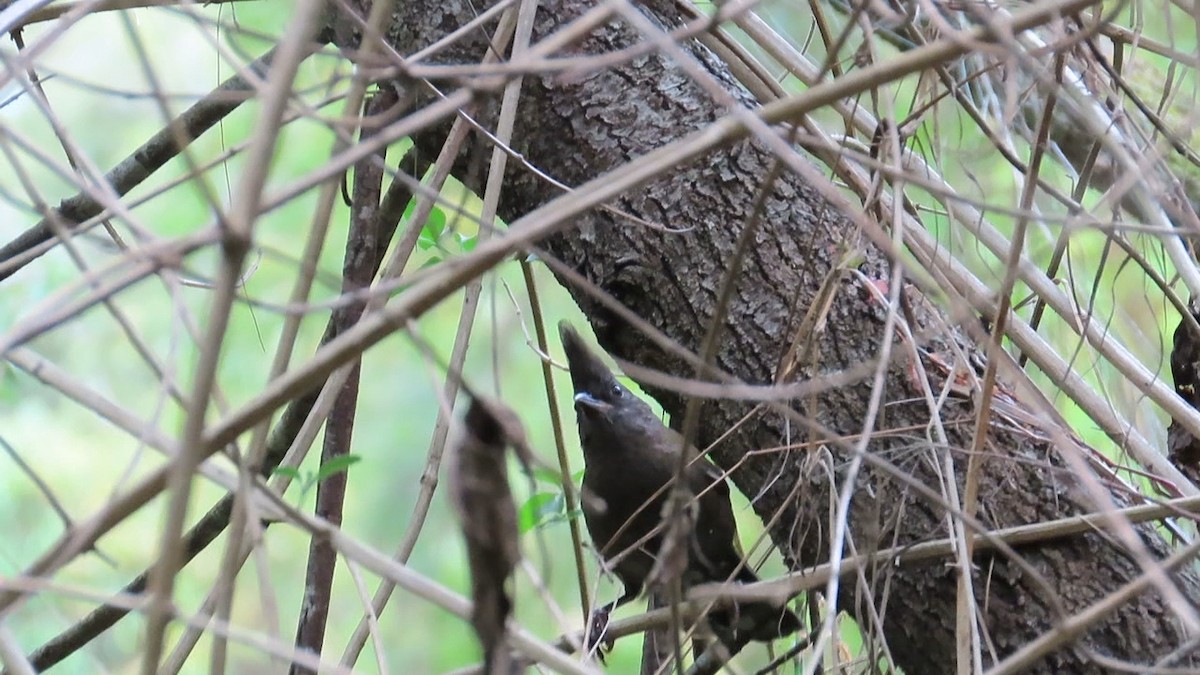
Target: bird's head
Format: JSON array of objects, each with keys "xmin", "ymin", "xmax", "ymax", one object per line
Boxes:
[{"xmin": 558, "ymin": 321, "xmax": 658, "ymax": 444}]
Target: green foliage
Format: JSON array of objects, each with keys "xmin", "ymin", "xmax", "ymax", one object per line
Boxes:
[
  {"xmin": 272, "ymin": 454, "xmax": 363, "ymax": 501},
  {"xmin": 412, "ymin": 200, "xmax": 480, "ymax": 268},
  {"xmin": 317, "ymin": 454, "xmax": 363, "ymax": 482},
  {"xmin": 517, "ymin": 492, "xmax": 561, "ymax": 533},
  {"xmin": 518, "ymin": 466, "xmax": 588, "ymax": 533},
  {"xmin": 414, "ymin": 201, "xmax": 448, "ymax": 251}
]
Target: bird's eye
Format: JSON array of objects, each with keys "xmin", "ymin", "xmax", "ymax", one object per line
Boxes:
[{"xmin": 611, "ymin": 383, "xmax": 624, "ymax": 398}]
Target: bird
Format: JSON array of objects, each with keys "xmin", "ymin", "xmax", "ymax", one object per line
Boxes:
[
  {"xmin": 1169, "ymin": 301, "xmax": 1200, "ymax": 464},
  {"xmin": 559, "ymin": 321, "xmax": 800, "ymax": 651}
]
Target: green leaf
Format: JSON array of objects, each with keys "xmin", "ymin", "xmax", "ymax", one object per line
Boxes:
[
  {"xmin": 541, "ymin": 507, "xmax": 584, "ymax": 529},
  {"xmin": 271, "ymin": 467, "xmax": 303, "ymax": 481},
  {"xmin": 517, "ymin": 492, "xmax": 561, "ymax": 534},
  {"xmin": 417, "ymin": 231, "xmax": 437, "ymax": 251},
  {"xmin": 415, "ymin": 206, "xmax": 448, "ymax": 250},
  {"xmin": 459, "ymin": 233, "xmax": 477, "ymax": 252},
  {"xmin": 427, "ymin": 205, "xmax": 447, "ymax": 231},
  {"xmin": 534, "ymin": 494, "xmax": 567, "ymax": 530},
  {"xmin": 316, "ymin": 454, "xmax": 362, "ymax": 482}
]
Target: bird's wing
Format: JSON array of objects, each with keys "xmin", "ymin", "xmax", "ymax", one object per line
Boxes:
[
  {"xmin": 652, "ymin": 426, "xmax": 730, "ymax": 496},
  {"xmin": 650, "ymin": 430, "xmax": 748, "ymax": 580}
]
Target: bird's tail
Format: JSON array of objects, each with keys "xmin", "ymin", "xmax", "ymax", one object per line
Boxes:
[
  {"xmin": 708, "ymin": 567, "xmax": 802, "ymax": 644},
  {"xmin": 711, "ymin": 599, "xmax": 801, "ymax": 643}
]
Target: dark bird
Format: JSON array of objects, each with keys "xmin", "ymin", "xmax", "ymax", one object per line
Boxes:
[
  {"xmin": 559, "ymin": 322, "xmax": 800, "ymax": 651},
  {"xmin": 449, "ymin": 396, "xmax": 527, "ymax": 675},
  {"xmin": 1169, "ymin": 301, "xmax": 1200, "ymax": 464}
]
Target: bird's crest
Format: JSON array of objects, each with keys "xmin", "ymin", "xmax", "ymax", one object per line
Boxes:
[{"xmin": 559, "ymin": 320, "xmax": 617, "ymax": 396}]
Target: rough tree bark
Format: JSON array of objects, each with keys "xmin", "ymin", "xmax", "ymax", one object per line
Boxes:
[{"xmin": 335, "ymin": 1, "xmax": 1200, "ymax": 672}]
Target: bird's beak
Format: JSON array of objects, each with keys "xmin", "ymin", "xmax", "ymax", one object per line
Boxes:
[{"xmin": 573, "ymin": 391, "xmax": 611, "ymax": 413}]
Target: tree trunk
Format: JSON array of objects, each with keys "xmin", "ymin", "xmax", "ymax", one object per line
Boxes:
[{"xmin": 335, "ymin": 1, "xmax": 1200, "ymax": 671}]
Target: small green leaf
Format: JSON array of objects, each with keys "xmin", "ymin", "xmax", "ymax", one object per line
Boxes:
[
  {"xmin": 541, "ymin": 507, "xmax": 584, "ymax": 529},
  {"xmin": 427, "ymin": 205, "xmax": 447, "ymax": 231},
  {"xmin": 518, "ymin": 492, "xmax": 560, "ymax": 533},
  {"xmin": 316, "ymin": 454, "xmax": 362, "ymax": 482},
  {"xmin": 417, "ymin": 227, "xmax": 438, "ymax": 250},
  {"xmin": 533, "ymin": 494, "xmax": 567, "ymax": 529},
  {"xmin": 459, "ymin": 234, "xmax": 478, "ymax": 252},
  {"xmin": 271, "ymin": 467, "xmax": 303, "ymax": 481},
  {"xmin": 415, "ymin": 205, "xmax": 448, "ymax": 250}
]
